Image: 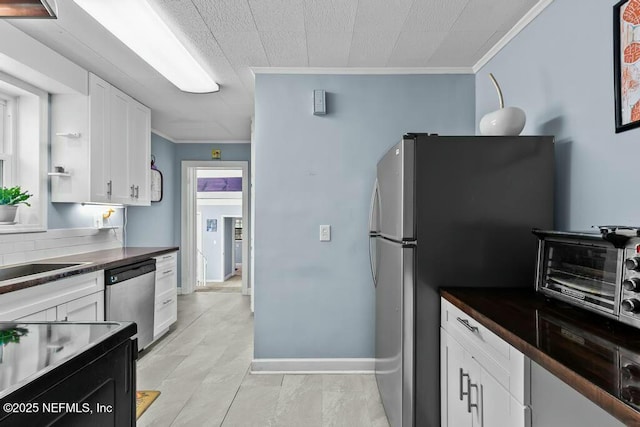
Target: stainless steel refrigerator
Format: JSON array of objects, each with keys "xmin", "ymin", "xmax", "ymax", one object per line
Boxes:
[{"xmin": 368, "ymin": 134, "xmax": 554, "ymax": 427}]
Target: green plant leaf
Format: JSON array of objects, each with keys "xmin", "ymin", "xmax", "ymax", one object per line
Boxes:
[{"xmin": 0, "ymin": 186, "xmax": 32, "ymax": 206}]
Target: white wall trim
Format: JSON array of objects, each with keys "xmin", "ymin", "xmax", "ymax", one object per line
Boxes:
[
  {"xmin": 472, "ymin": 0, "xmax": 555, "ymax": 73},
  {"xmin": 182, "ymin": 161, "xmax": 250, "ymax": 295},
  {"xmin": 151, "ymin": 129, "xmax": 178, "ymax": 144},
  {"xmin": 251, "ymin": 67, "xmax": 474, "ymax": 75},
  {"xmin": 251, "ymin": 358, "xmax": 375, "ymax": 374}
]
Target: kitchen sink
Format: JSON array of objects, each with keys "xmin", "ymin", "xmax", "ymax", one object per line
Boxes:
[{"xmin": 0, "ymin": 263, "xmax": 87, "ymax": 282}]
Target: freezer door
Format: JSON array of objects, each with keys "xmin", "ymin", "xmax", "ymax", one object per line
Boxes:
[
  {"xmin": 375, "ymin": 237, "xmax": 414, "ymax": 427},
  {"xmin": 377, "ymin": 138, "xmax": 415, "ymax": 241}
]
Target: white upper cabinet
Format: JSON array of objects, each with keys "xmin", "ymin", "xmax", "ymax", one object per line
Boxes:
[
  {"xmin": 51, "ymin": 73, "xmax": 151, "ymax": 206},
  {"xmin": 127, "ymin": 99, "xmax": 151, "ymax": 205}
]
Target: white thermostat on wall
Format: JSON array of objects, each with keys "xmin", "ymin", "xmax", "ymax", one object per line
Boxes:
[{"xmin": 313, "ymin": 90, "xmax": 326, "ymax": 115}]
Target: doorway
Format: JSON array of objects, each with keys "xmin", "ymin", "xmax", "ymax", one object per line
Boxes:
[{"xmin": 181, "ymin": 161, "xmax": 249, "ymax": 296}]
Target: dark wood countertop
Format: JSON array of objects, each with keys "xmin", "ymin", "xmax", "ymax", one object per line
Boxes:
[
  {"xmin": 0, "ymin": 247, "xmax": 179, "ymax": 295},
  {"xmin": 440, "ymin": 287, "xmax": 640, "ymax": 426}
]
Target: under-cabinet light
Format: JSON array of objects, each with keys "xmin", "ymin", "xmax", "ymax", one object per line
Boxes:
[
  {"xmin": 73, "ymin": 0, "xmax": 219, "ymax": 94},
  {"xmin": 0, "ymin": 0, "xmax": 57, "ymax": 18}
]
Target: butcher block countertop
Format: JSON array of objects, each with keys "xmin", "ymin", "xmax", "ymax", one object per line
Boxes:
[
  {"xmin": 441, "ymin": 287, "xmax": 640, "ymax": 426},
  {"xmin": 0, "ymin": 247, "xmax": 178, "ymax": 295}
]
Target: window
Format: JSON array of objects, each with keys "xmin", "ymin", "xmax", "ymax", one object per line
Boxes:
[
  {"xmin": 0, "ymin": 72, "xmax": 48, "ymax": 233},
  {"xmin": 0, "ymin": 94, "xmax": 15, "ymax": 188}
]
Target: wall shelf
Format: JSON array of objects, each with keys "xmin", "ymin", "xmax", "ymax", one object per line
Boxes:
[{"xmin": 47, "ymin": 172, "xmax": 72, "ymax": 177}]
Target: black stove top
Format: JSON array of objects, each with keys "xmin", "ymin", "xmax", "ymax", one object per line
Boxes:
[{"xmin": 0, "ymin": 322, "xmax": 129, "ymax": 398}]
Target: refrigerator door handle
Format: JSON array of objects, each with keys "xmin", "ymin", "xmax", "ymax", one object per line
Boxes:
[
  {"xmin": 369, "ymin": 179, "xmax": 380, "ymax": 234},
  {"xmin": 369, "ymin": 179, "xmax": 379, "ymax": 287},
  {"xmin": 369, "ymin": 236, "xmax": 377, "ymax": 287}
]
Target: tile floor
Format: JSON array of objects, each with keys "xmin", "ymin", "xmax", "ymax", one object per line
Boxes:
[{"xmin": 136, "ymin": 292, "xmax": 390, "ymax": 427}]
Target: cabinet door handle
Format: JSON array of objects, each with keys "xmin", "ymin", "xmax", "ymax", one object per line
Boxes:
[
  {"xmin": 130, "ymin": 185, "xmax": 135, "ymax": 197},
  {"xmin": 459, "ymin": 368, "xmax": 470, "ymax": 401},
  {"xmin": 467, "ymin": 378, "xmax": 479, "ymax": 414},
  {"xmin": 107, "ymin": 180, "xmax": 112, "ymax": 197},
  {"xmin": 456, "ymin": 317, "xmax": 479, "ymax": 333},
  {"xmin": 135, "ymin": 185, "xmax": 139, "ymax": 198}
]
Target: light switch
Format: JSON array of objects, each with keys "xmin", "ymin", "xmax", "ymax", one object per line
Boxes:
[{"xmin": 320, "ymin": 225, "xmax": 331, "ymax": 242}]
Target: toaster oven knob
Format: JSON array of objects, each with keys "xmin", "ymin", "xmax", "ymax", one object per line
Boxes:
[
  {"xmin": 626, "ymin": 257, "xmax": 640, "ymax": 271},
  {"xmin": 622, "ymin": 299, "xmax": 640, "ymax": 313},
  {"xmin": 624, "ymin": 278, "xmax": 640, "ymax": 292}
]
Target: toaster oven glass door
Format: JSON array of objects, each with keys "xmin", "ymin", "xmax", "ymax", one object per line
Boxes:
[{"xmin": 541, "ymin": 241, "xmax": 619, "ymax": 313}]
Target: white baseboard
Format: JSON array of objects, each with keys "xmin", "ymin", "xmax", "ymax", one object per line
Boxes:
[
  {"xmin": 251, "ymin": 358, "xmax": 375, "ymax": 374},
  {"xmin": 224, "ymin": 272, "xmax": 234, "ymax": 281}
]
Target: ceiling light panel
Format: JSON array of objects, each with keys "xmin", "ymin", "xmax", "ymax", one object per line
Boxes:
[{"xmin": 73, "ymin": 0, "xmax": 219, "ymax": 93}]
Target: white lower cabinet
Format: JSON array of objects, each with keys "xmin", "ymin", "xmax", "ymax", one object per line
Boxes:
[
  {"xmin": 441, "ymin": 329, "xmax": 529, "ymax": 427},
  {"xmin": 16, "ymin": 307, "xmax": 57, "ymax": 321},
  {"xmin": 57, "ymin": 291, "xmax": 104, "ymax": 322},
  {"xmin": 441, "ymin": 297, "xmax": 530, "ymax": 427},
  {"xmin": 153, "ymin": 252, "xmax": 178, "ymax": 340},
  {"xmin": 0, "ymin": 272, "xmax": 105, "ymax": 322}
]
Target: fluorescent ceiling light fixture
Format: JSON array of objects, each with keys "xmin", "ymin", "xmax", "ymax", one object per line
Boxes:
[
  {"xmin": 0, "ymin": 0, "xmax": 57, "ymax": 18},
  {"xmin": 73, "ymin": 0, "xmax": 219, "ymax": 94}
]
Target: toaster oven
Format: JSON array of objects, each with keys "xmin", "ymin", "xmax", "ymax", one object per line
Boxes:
[{"xmin": 534, "ymin": 227, "xmax": 640, "ymax": 329}]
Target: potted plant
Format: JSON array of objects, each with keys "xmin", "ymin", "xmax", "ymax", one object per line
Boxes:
[{"xmin": 0, "ymin": 186, "xmax": 32, "ymax": 224}]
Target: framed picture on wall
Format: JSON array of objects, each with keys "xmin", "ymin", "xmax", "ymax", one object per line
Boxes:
[
  {"xmin": 614, "ymin": 0, "xmax": 640, "ymax": 133},
  {"xmin": 206, "ymin": 219, "xmax": 217, "ymax": 232}
]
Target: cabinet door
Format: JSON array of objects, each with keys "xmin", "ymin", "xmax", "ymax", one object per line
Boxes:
[
  {"xmin": 57, "ymin": 292, "xmax": 105, "ymax": 322},
  {"xmin": 89, "ymin": 73, "xmax": 111, "ymax": 203},
  {"xmin": 16, "ymin": 307, "xmax": 57, "ymax": 321},
  {"xmin": 108, "ymin": 87, "xmax": 131, "ymax": 205},
  {"xmin": 127, "ymin": 100, "xmax": 151, "ymax": 206},
  {"xmin": 442, "ymin": 329, "xmax": 473, "ymax": 427},
  {"xmin": 479, "ymin": 366, "xmax": 529, "ymax": 427}
]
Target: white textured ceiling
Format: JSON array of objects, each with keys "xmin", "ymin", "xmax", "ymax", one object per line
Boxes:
[{"xmin": 11, "ymin": 0, "xmax": 540, "ymax": 142}]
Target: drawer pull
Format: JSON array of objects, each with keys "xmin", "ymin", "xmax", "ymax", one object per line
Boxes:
[
  {"xmin": 467, "ymin": 378, "xmax": 479, "ymax": 414},
  {"xmin": 163, "ymin": 270, "xmax": 173, "ymax": 275},
  {"xmin": 162, "ymin": 255, "xmax": 173, "ymax": 260},
  {"xmin": 162, "ymin": 299, "xmax": 173, "ymax": 306},
  {"xmin": 457, "ymin": 317, "xmax": 478, "ymax": 333},
  {"xmin": 459, "ymin": 368, "xmax": 470, "ymax": 401}
]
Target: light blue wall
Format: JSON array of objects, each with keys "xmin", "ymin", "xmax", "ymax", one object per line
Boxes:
[
  {"xmin": 127, "ymin": 133, "xmax": 176, "ymax": 247},
  {"xmin": 199, "ymin": 204, "xmax": 242, "ymax": 280},
  {"xmin": 254, "ymin": 73, "xmax": 475, "ymax": 358},
  {"xmin": 476, "ymin": 0, "xmax": 634, "ymax": 230}
]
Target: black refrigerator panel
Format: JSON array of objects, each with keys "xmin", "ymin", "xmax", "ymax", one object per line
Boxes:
[{"xmin": 413, "ymin": 135, "xmax": 555, "ymax": 427}]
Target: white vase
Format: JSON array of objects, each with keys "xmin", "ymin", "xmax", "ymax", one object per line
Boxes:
[
  {"xmin": 0, "ymin": 205, "xmax": 18, "ymax": 224},
  {"xmin": 479, "ymin": 106, "xmax": 526, "ymax": 136}
]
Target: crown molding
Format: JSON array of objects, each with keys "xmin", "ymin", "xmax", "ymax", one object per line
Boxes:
[
  {"xmin": 151, "ymin": 128, "xmax": 178, "ymax": 143},
  {"xmin": 251, "ymin": 66, "xmax": 474, "ymax": 75},
  {"xmin": 472, "ymin": 0, "xmax": 554, "ymax": 73}
]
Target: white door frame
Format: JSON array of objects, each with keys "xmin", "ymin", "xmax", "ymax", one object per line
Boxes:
[{"xmin": 181, "ymin": 161, "xmax": 249, "ymax": 295}]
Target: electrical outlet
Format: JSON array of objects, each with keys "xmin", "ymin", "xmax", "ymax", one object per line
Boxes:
[{"xmin": 320, "ymin": 225, "xmax": 331, "ymax": 242}]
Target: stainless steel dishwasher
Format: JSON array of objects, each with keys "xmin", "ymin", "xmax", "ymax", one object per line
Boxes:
[{"xmin": 105, "ymin": 259, "xmax": 156, "ymax": 350}]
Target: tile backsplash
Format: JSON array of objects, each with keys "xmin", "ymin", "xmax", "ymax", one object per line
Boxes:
[{"xmin": 0, "ymin": 228, "xmax": 123, "ymax": 266}]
